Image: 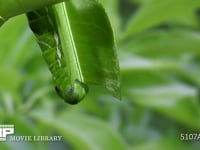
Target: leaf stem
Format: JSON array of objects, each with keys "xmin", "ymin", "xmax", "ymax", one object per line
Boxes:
[{"xmin": 0, "ymin": 0, "xmax": 64, "ymax": 21}]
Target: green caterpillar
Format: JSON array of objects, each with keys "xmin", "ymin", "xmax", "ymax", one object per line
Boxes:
[{"xmin": 27, "ymin": 6, "xmax": 88, "ymax": 104}]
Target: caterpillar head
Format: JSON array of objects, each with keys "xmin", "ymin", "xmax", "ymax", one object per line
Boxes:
[{"xmin": 55, "ymin": 79, "xmax": 88, "ymax": 105}]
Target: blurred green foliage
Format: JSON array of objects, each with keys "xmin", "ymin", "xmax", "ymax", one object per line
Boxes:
[{"xmin": 0, "ymin": 0, "xmax": 200, "ymax": 149}]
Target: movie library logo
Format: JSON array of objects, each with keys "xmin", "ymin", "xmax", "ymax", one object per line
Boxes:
[
  {"xmin": 0, "ymin": 124, "xmax": 62, "ymax": 142},
  {"xmin": 0, "ymin": 125, "xmax": 14, "ymax": 141}
]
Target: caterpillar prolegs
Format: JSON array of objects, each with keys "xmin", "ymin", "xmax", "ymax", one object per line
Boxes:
[{"xmin": 27, "ymin": 6, "xmax": 88, "ymax": 104}]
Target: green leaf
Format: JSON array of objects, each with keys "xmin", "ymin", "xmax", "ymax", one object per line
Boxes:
[
  {"xmin": 0, "ymin": 143, "xmax": 11, "ymax": 150},
  {"xmin": 122, "ymin": 70, "xmax": 200, "ymax": 129},
  {"xmin": 0, "ymin": 67, "xmax": 21, "ymax": 93},
  {"xmin": 99, "ymin": 0, "xmax": 121, "ymax": 40},
  {"xmin": 27, "ymin": 0, "xmax": 121, "ymax": 103},
  {"xmin": 53, "ymin": 0, "xmax": 120, "ymax": 99},
  {"xmin": 132, "ymin": 138, "xmax": 199, "ymax": 150},
  {"xmin": 0, "ymin": 0, "xmax": 64, "ymax": 22},
  {"xmin": 120, "ymin": 30, "xmax": 200, "ymax": 58},
  {"xmin": 124, "ymin": 0, "xmax": 200, "ymax": 37},
  {"xmin": 0, "ymin": 15, "xmax": 39, "ymax": 68},
  {"xmin": 4, "ymin": 116, "xmax": 46, "ymax": 150},
  {"xmin": 31, "ymin": 111, "xmax": 127, "ymax": 150},
  {"xmin": 0, "ymin": 16, "xmax": 5, "ymax": 26}
]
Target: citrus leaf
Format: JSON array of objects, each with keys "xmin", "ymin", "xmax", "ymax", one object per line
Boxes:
[
  {"xmin": 2, "ymin": 116, "xmax": 46, "ymax": 150},
  {"xmin": 122, "ymin": 70, "xmax": 200, "ymax": 129},
  {"xmin": 31, "ymin": 111, "xmax": 127, "ymax": 150},
  {"xmin": 27, "ymin": 0, "xmax": 121, "ymax": 103},
  {"xmin": 52, "ymin": 0, "xmax": 120, "ymax": 99},
  {"xmin": 0, "ymin": 143, "xmax": 11, "ymax": 150},
  {"xmin": 132, "ymin": 138, "xmax": 199, "ymax": 150},
  {"xmin": 0, "ymin": 0, "xmax": 64, "ymax": 21},
  {"xmin": 99, "ymin": 0, "xmax": 121, "ymax": 39},
  {"xmin": 124, "ymin": 0, "xmax": 200, "ymax": 37},
  {"xmin": 0, "ymin": 67, "xmax": 21, "ymax": 93},
  {"xmin": 120, "ymin": 30, "xmax": 200, "ymax": 58}
]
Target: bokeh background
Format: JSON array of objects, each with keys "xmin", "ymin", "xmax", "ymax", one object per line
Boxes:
[{"xmin": 0, "ymin": 0, "xmax": 200, "ymax": 149}]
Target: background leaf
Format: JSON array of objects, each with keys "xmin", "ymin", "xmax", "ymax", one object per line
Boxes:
[
  {"xmin": 0, "ymin": 0, "xmax": 200, "ymax": 149},
  {"xmin": 124, "ymin": 0, "xmax": 200, "ymax": 37},
  {"xmin": 31, "ymin": 110, "xmax": 127, "ymax": 150},
  {"xmin": 131, "ymin": 138, "xmax": 199, "ymax": 150},
  {"xmin": 120, "ymin": 30, "xmax": 200, "ymax": 58}
]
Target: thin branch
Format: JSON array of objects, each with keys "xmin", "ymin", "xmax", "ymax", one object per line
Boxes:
[{"xmin": 0, "ymin": 0, "xmax": 64, "ymax": 19}]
